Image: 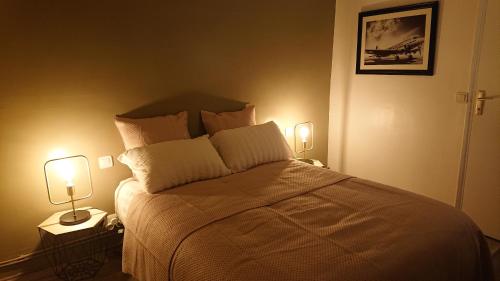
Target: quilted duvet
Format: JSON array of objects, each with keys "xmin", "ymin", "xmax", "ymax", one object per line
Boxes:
[{"xmin": 122, "ymin": 160, "xmax": 493, "ymax": 281}]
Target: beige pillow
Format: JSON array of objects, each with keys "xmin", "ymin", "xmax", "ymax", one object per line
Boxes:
[
  {"xmin": 117, "ymin": 136, "xmax": 231, "ymax": 193},
  {"xmin": 201, "ymin": 105, "xmax": 256, "ymax": 136},
  {"xmin": 114, "ymin": 111, "xmax": 190, "ymax": 150},
  {"xmin": 210, "ymin": 121, "xmax": 293, "ymax": 173}
]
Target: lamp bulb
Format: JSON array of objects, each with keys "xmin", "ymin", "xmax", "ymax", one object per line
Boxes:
[
  {"xmin": 299, "ymin": 126, "xmax": 310, "ymax": 142},
  {"xmin": 57, "ymin": 160, "xmax": 75, "ymax": 187}
]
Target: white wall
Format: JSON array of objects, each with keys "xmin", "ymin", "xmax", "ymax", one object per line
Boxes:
[{"xmin": 328, "ymin": 0, "xmax": 479, "ymax": 205}]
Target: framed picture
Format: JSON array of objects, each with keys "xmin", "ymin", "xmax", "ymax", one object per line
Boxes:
[{"xmin": 356, "ymin": 2, "xmax": 438, "ymax": 75}]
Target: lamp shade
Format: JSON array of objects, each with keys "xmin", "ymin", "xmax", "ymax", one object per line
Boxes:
[
  {"xmin": 44, "ymin": 155, "xmax": 93, "ymax": 205},
  {"xmin": 43, "ymin": 155, "xmax": 93, "ymax": 225},
  {"xmin": 294, "ymin": 122, "xmax": 314, "ymax": 154}
]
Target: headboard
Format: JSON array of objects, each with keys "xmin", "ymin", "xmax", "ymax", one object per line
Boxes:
[{"xmin": 117, "ymin": 93, "xmax": 248, "ymax": 137}]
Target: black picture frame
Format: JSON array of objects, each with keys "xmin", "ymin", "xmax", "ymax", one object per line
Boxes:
[{"xmin": 355, "ymin": 1, "xmax": 439, "ymax": 75}]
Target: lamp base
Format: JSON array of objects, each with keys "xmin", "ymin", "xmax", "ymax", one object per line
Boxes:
[
  {"xmin": 297, "ymin": 158, "xmax": 315, "ymax": 165},
  {"xmin": 60, "ymin": 210, "xmax": 91, "ymax": 226}
]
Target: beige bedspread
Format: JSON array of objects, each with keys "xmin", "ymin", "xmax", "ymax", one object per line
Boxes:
[{"xmin": 122, "ymin": 160, "xmax": 493, "ymax": 281}]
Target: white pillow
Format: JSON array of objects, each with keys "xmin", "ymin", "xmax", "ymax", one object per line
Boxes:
[
  {"xmin": 118, "ymin": 136, "xmax": 231, "ymax": 193},
  {"xmin": 210, "ymin": 121, "xmax": 293, "ymax": 173}
]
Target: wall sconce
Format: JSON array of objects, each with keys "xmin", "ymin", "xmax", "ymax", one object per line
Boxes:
[
  {"xmin": 43, "ymin": 155, "xmax": 93, "ymax": 225},
  {"xmin": 294, "ymin": 121, "xmax": 314, "ymax": 162}
]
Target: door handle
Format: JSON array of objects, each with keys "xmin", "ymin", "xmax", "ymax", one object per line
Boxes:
[
  {"xmin": 474, "ymin": 90, "xmax": 500, "ymax": 115},
  {"xmin": 476, "ymin": 97, "xmax": 493, "ymax": 101},
  {"xmin": 475, "ymin": 90, "xmax": 487, "ymax": 115}
]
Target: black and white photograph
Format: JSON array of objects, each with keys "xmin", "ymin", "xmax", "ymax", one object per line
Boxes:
[{"xmin": 356, "ymin": 2, "xmax": 438, "ymax": 75}]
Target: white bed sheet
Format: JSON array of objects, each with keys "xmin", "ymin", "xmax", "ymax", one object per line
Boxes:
[{"xmin": 114, "ymin": 178, "xmax": 143, "ymax": 225}]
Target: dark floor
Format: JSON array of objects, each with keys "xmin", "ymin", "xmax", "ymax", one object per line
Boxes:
[
  {"xmin": 1, "ymin": 249, "xmax": 134, "ymax": 281},
  {"xmin": 4, "ymin": 238, "xmax": 500, "ymax": 281}
]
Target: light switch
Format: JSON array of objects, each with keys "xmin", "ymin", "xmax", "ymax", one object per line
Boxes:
[{"xmin": 98, "ymin": 155, "xmax": 113, "ymax": 169}]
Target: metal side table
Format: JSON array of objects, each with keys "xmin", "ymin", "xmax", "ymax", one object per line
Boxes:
[{"xmin": 38, "ymin": 207, "xmax": 107, "ymax": 281}]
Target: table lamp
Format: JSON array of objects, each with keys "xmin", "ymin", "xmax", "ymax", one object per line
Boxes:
[
  {"xmin": 294, "ymin": 121, "xmax": 314, "ymax": 163},
  {"xmin": 43, "ymin": 155, "xmax": 93, "ymax": 225}
]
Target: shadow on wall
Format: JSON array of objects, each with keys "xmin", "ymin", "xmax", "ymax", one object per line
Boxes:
[{"xmin": 118, "ymin": 93, "xmax": 248, "ymax": 138}]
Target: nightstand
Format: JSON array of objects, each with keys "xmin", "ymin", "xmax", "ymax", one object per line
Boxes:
[
  {"xmin": 38, "ymin": 207, "xmax": 108, "ymax": 281},
  {"xmin": 297, "ymin": 158, "xmax": 328, "ymax": 168}
]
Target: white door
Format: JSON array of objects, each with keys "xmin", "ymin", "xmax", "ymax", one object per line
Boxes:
[{"xmin": 461, "ymin": 0, "xmax": 500, "ymax": 240}]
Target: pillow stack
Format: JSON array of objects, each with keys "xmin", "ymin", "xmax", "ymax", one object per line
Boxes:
[{"xmin": 115, "ymin": 106, "xmax": 293, "ymax": 193}]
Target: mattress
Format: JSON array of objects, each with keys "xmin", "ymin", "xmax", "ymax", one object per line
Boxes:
[
  {"xmin": 120, "ymin": 160, "xmax": 494, "ymax": 281},
  {"xmin": 114, "ymin": 178, "xmax": 143, "ymax": 224}
]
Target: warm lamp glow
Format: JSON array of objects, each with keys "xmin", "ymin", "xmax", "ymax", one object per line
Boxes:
[
  {"xmin": 294, "ymin": 122, "xmax": 314, "ymax": 157},
  {"xmin": 48, "ymin": 149, "xmax": 75, "ymax": 187},
  {"xmin": 299, "ymin": 126, "xmax": 310, "ymax": 142},
  {"xmin": 48, "ymin": 148, "xmax": 67, "ymax": 159},
  {"xmin": 43, "ymin": 154, "xmax": 93, "ymax": 225},
  {"xmin": 58, "ymin": 160, "xmax": 75, "ymax": 187}
]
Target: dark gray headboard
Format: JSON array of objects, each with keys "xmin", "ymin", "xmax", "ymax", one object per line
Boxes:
[{"xmin": 117, "ymin": 93, "xmax": 248, "ymax": 137}]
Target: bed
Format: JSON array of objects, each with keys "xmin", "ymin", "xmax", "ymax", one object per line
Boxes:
[{"xmin": 114, "ymin": 94, "xmax": 494, "ymax": 281}]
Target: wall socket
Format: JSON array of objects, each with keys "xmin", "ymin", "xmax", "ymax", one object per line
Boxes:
[
  {"xmin": 285, "ymin": 127, "xmax": 294, "ymax": 137},
  {"xmin": 98, "ymin": 155, "xmax": 113, "ymax": 169}
]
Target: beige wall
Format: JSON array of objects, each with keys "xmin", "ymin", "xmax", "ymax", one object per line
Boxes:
[
  {"xmin": 328, "ymin": 0, "xmax": 478, "ymax": 205},
  {"xmin": 0, "ymin": 1, "xmax": 335, "ymax": 261}
]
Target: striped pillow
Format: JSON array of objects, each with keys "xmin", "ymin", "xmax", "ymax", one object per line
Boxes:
[
  {"xmin": 118, "ymin": 136, "xmax": 231, "ymax": 193},
  {"xmin": 210, "ymin": 121, "xmax": 293, "ymax": 173}
]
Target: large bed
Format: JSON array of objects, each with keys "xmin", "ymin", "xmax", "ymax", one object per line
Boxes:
[
  {"xmin": 115, "ymin": 160, "xmax": 493, "ymax": 281},
  {"xmin": 114, "ymin": 94, "xmax": 493, "ymax": 281}
]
